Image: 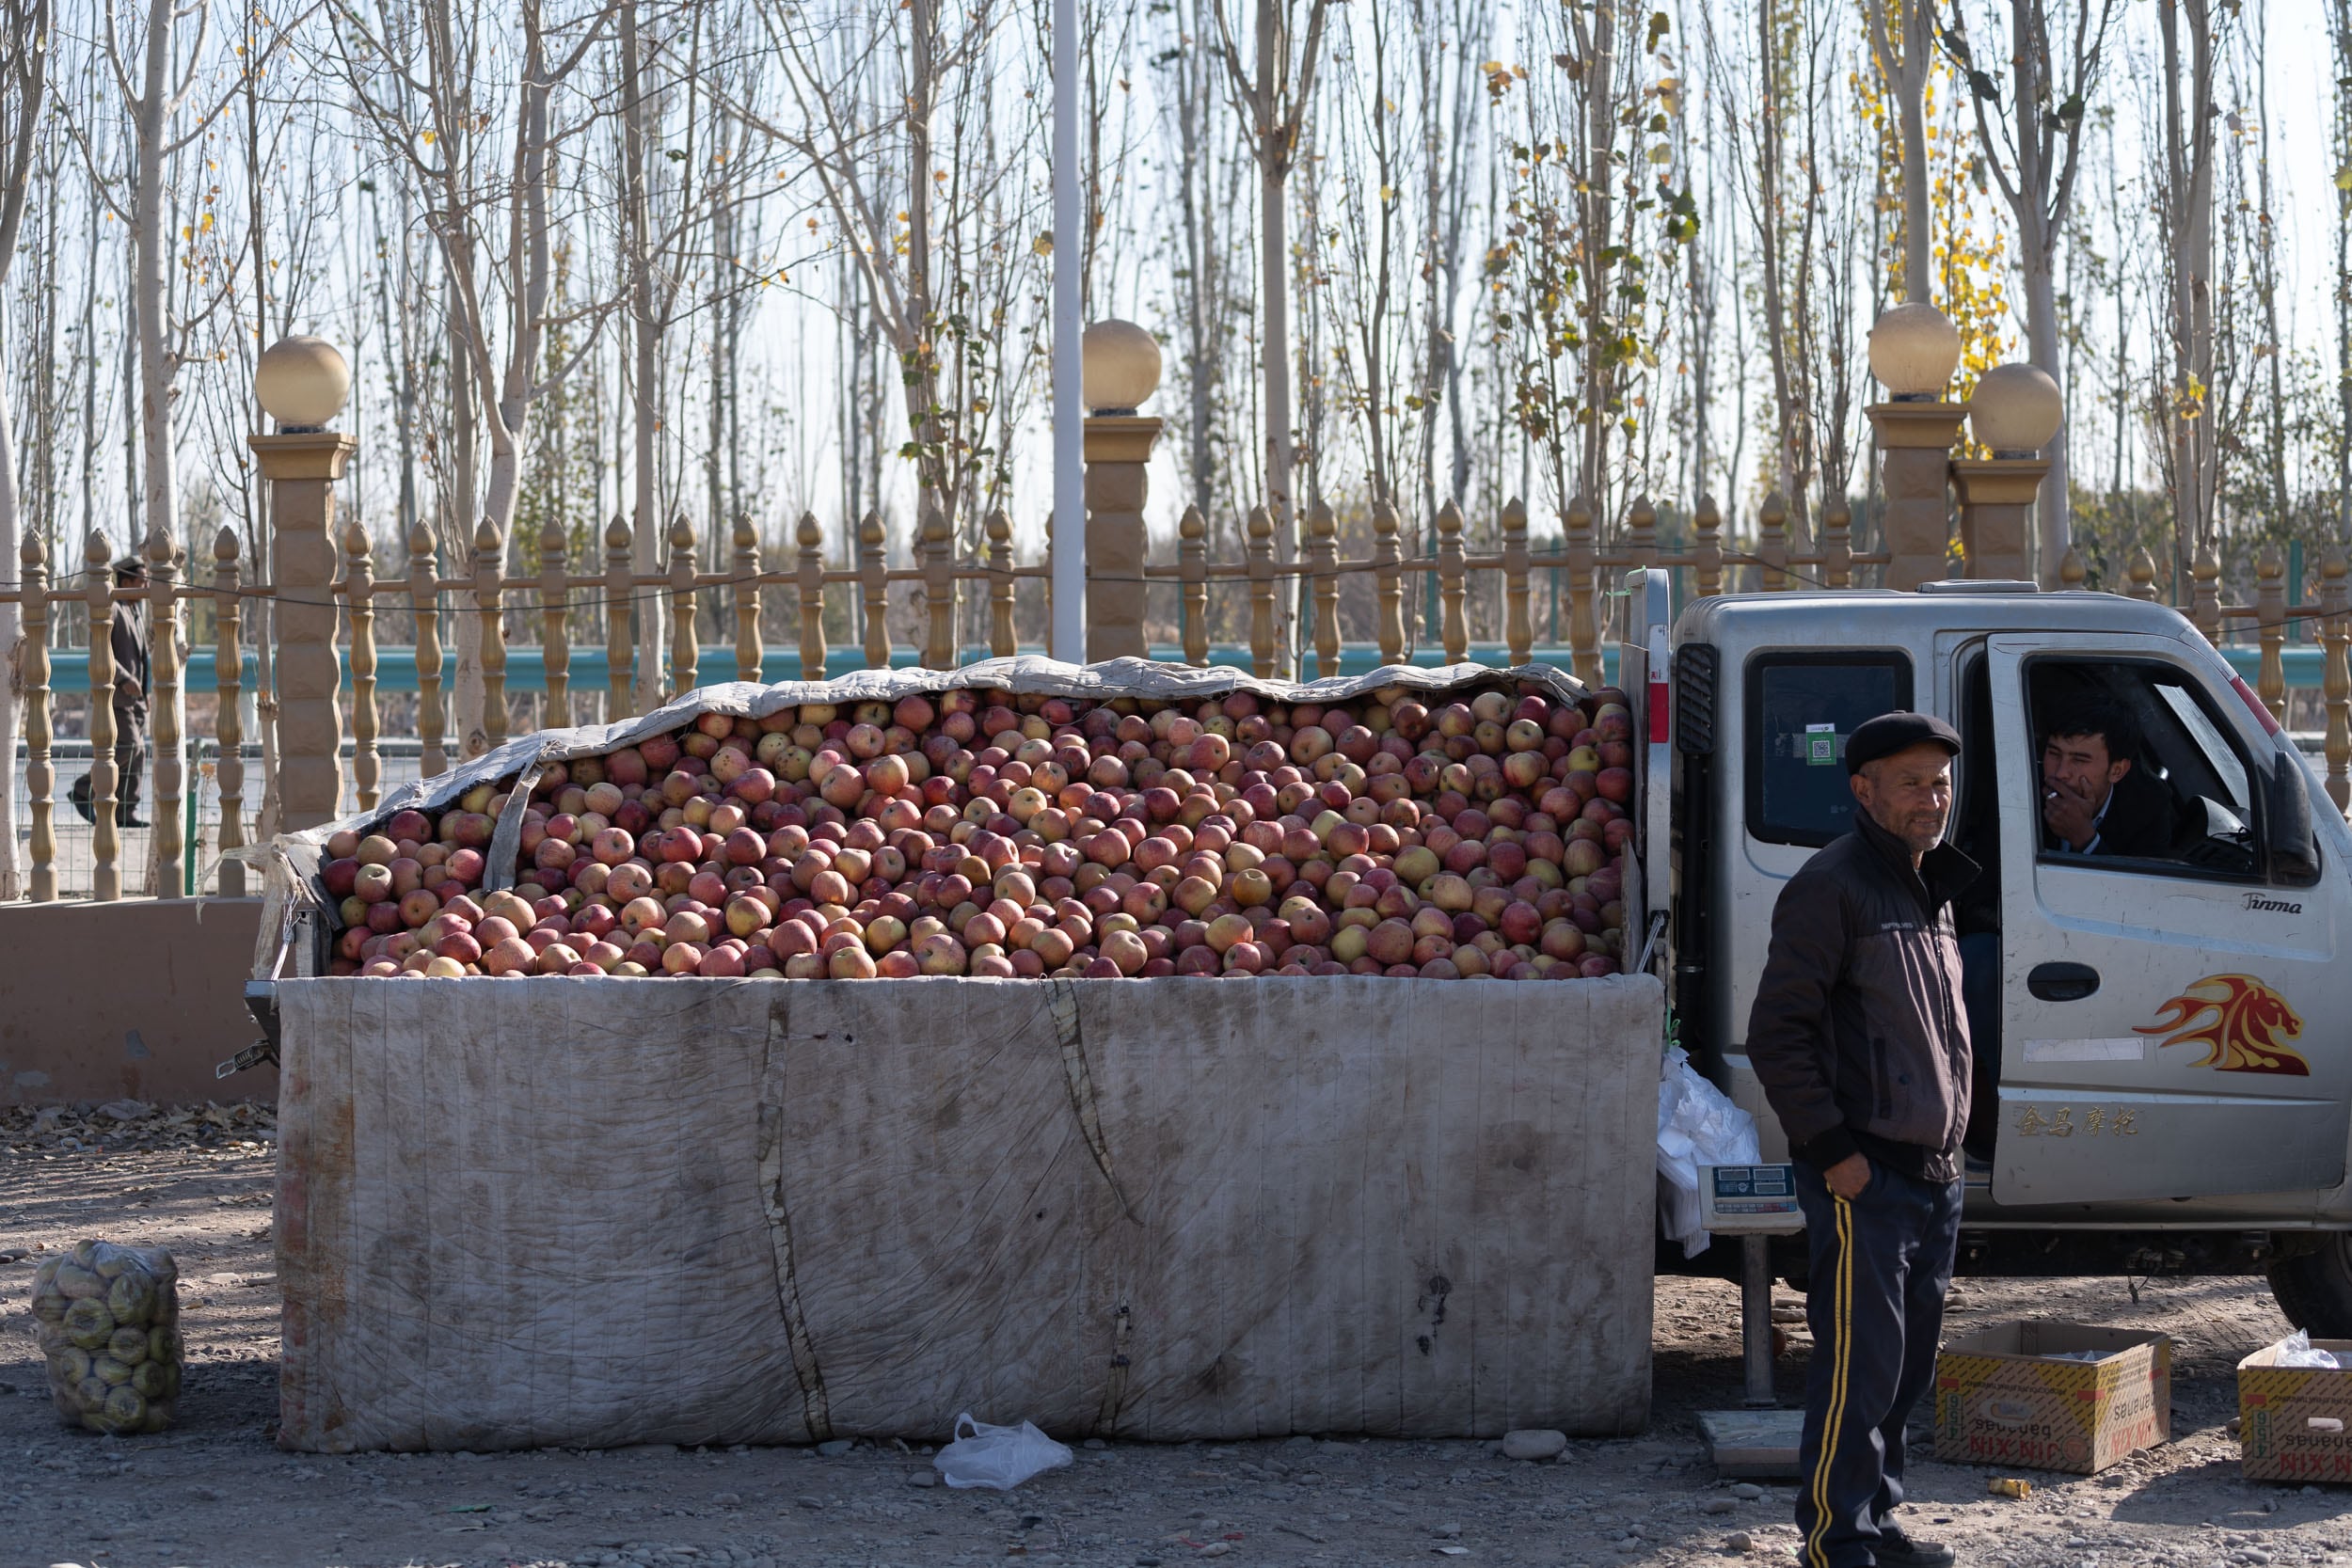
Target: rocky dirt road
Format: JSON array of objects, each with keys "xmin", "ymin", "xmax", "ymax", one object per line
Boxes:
[{"xmin": 3, "ymin": 1103, "xmax": 2346, "ymax": 1568}]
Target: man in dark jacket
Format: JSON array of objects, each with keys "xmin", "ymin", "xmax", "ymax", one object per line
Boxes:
[
  {"xmin": 2041, "ymin": 702, "xmax": 2175, "ymax": 859},
  {"xmin": 1747, "ymin": 711, "xmax": 1975, "ymax": 1568},
  {"xmin": 110, "ymin": 557, "xmax": 151, "ymax": 829}
]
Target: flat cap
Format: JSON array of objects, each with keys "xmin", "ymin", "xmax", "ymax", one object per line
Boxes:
[{"xmin": 1844, "ymin": 710, "xmax": 1961, "ymax": 775}]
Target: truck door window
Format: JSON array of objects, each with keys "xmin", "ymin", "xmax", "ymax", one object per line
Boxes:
[
  {"xmin": 1745, "ymin": 652, "xmax": 1913, "ymax": 847},
  {"xmin": 2026, "ymin": 658, "xmax": 2262, "ymax": 878}
]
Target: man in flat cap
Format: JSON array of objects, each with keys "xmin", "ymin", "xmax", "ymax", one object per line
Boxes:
[{"xmin": 1747, "ymin": 711, "xmax": 1977, "ymax": 1568}]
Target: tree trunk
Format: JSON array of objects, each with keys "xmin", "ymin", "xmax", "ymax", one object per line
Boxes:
[
  {"xmin": 0, "ymin": 367, "xmax": 18, "ymax": 898},
  {"xmin": 621, "ymin": 0, "xmax": 669, "ymax": 709},
  {"xmin": 1898, "ymin": 0, "xmax": 1931, "ymax": 302}
]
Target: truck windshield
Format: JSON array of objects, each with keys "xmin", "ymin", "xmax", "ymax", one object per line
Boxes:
[{"xmin": 1746, "ymin": 652, "xmax": 1915, "ymax": 847}]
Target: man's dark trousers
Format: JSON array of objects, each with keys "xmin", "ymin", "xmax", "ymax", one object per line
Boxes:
[{"xmin": 1791, "ymin": 1160, "xmax": 1963, "ymax": 1568}]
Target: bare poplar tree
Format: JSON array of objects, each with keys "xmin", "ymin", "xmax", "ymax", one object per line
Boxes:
[{"xmin": 0, "ymin": 0, "xmax": 49, "ymax": 901}]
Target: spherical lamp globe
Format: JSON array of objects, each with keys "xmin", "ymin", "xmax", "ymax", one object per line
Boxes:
[
  {"xmin": 1867, "ymin": 304, "xmax": 1962, "ymax": 401},
  {"xmin": 1968, "ymin": 362, "xmax": 2063, "ymax": 457},
  {"xmin": 1081, "ymin": 320, "xmax": 1163, "ymax": 415},
  {"xmin": 254, "ymin": 336, "xmax": 351, "ymax": 431}
]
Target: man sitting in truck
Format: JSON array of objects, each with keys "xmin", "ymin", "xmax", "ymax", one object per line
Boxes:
[
  {"xmin": 1748, "ymin": 711, "xmax": 1971, "ymax": 1568},
  {"xmin": 2041, "ymin": 702, "xmax": 2177, "ymax": 860}
]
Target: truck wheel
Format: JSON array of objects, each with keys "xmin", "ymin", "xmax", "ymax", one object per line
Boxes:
[{"xmin": 2266, "ymin": 1237, "xmax": 2352, "ymax": 1337}]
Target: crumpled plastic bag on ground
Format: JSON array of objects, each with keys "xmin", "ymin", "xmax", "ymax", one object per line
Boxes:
[
  {"xmin": 1656, "ymin": 1045, "xmax": 1761, "ymax": 1258},
  {"xmin": 2279, "ymin": 1329, "xmax": 2344, "ymax": 1370},
  {"xmin": 933, "ymin": 1413, "xmax": 1074, "ymax": 1490}
]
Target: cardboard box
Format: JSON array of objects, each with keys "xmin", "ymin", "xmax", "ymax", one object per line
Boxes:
[
  {"xmin": 2239, "ymin": 1338, "xmax": 2352, "ymax": 1482},
  {"xmin": 1932, "ymin": 1321, "xmax": 2170, "ymax": 1474}
]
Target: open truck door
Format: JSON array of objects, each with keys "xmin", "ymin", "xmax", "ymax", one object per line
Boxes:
[
  {"xmin": 1980, "ymin": 630, "xmax": 2346, "ymax": 1205},
  {"xmin": 1622, "ymin": 567, "xmax": 1674, "ymax": 971}
]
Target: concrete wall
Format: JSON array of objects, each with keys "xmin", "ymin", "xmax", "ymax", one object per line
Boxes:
[{"xmin": 0, "ymin": 897, "xmax": 274, "ymax": 1106}]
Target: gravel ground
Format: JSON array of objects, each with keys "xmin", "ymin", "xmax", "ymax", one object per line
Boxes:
[{"xmin": 3, "ymin": 1103, "xmax": 2347, "ymax": 1568}]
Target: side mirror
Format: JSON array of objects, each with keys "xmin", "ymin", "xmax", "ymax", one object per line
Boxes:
[{"xmin": 2268, "ymin": 751, "xmax": 2320, "ymax": 885}]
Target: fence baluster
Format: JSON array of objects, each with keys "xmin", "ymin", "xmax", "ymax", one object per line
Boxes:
[
  {"xmin": 2190, "ymin": 542, "xmax": 2223, "ymax": 644},
  {"xmin": 539, "ymin": 516, "xmax": 570, "ymax": 728},
  {"xmin": 212, "ymin": 528, "xmax": 244, "ymax": 898},
  {"xmin": 668, "ymin": 511, "xmax": 699, "ymax": 699},
  {"xmin": 86, "ymin": 531, "xmax": 119, "ymax": 901},
  {"xmin": 987, "ymin": 508, "xmax": 1017, "ymax": 660},
  {"xmin": 1178, "ymin": 505, "xmax": 1209, "ymax": 667},
  {"xmin": 1437, "ymin": 499, "xmax": 1469, "ymax": 665},
  {"xmin": 21, "ymin": 534, "xmax": 51, "ymax": 901},
  {"xmin": 2058, "ymin": 545, "xmax": 2087, "ymax": 591},
  {"xmin": 343, "ymin": 518, "xmax": 379, "ymax": 815},
  {"xmin": 734, "ymin": 510, "xmax": 763, "ymax": 682},
  {"xmin": 920, "ymin": 499, "xmax": 955, "ymax": 670},
  {"xmin": 1625, "ymin": 492, "xmax": 1658, "ymax": 566},
  {"xmin": 408, "ymin": 523, "xmax": 446, "ymax": 777},
  {"xmin": 2257, "ymin": 546, "xmax": 2288, "ymax": 722},
  {"xmin": 2127, "ymin": 547, "xmax": 2159, "ymax": 602},
  {"xmin": 1563, "ymin": 495, "xmax": 1598, "ymax": 686},
  {"xmin": 1693, "ymin": 494, "xmax": 1724, "ymax": 598},
  {"xmin": 1496, "ymin": 497, "xmax": 1530, "ymax": 666},
  {"xmin": 1309, "ymin": 497, "xmax": 1342, "ymax": 678},
  {"xmin": 603, "ymin": 514, "xmax": 632, "ymax": 721},
  {"xmin": 145, "ymin": 525, "xmax": 184, "ymax": 896},
  {"xmin": 796, "ymin": 511, "xmax": 827, "ymax": 680},
  {"xmin": 858, "ymin": 511, "xmax": 889, "ymax": 671},
  {"xmin": 1757, "ymin": 492, "xmax": 1789, "ymax": 591},
  {"xmin": 1247, "ymin": 504, "xmax": 1280, "ymax": 678},
  {"xmin": 1373, "ymin": 501, "xmax": 1405, "ymax": 667},
  {"xmin": 475, "ymin": 519, "xmax": 509, "ymax": 752},
  {"xmin": 2324, "ymin": 546, "xmax": 2351, "ymax": 811},
  {"xmin": 1821, "ymin": 496, "xmax": 1852, "ymax": 589}
]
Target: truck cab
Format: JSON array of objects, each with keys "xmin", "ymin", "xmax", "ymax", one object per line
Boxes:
[{"xmin": 1627, "ymin": 573, "xmax": 2352, "ymax": 1333}]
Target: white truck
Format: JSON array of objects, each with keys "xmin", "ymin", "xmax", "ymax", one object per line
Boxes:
[{"xmin": 1624, "ymin": 570, "xmax": 2352, "ymax": 1334}]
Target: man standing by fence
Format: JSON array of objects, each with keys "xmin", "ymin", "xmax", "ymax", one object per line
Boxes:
[{"xmin": 110, "ymin": 555, "xmax": 151, "ymax": 829}]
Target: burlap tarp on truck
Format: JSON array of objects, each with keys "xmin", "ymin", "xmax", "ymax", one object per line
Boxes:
[{"xmin": 256, "ymin": 657, "xmax": 1661, "ymax": 1450}]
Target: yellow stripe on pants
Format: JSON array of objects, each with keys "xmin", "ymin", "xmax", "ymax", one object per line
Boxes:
[{"xmin": 1805, "ymin": 1193, "xmax": 1854, "ymax": 1568}]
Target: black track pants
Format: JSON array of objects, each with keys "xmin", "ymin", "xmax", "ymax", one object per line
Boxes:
[{"xmin": 1791, "ymin": 1159, "xmax": 1963, "ymax": 1568}]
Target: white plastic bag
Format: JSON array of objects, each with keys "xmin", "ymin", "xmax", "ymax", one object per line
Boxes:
[
  {"xmin": 1656, "ymin": 1046, "xmax": 1762, "ymax": 1258},
  {"xmin": 933, "ymin": 1413, "xmax": 1074, "ymax": 1490},
  {"xmin": 2279, "ymin": 1330, "xmax": 2343, "ymax": 1370}
]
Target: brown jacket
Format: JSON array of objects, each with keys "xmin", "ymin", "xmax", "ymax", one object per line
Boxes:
[{"xmin": 1745, "ymin": 809, "xmax": 1978, "ymax": 1183}]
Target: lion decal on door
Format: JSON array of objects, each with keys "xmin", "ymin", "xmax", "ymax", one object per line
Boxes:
[{"xmin": 2134, "ymin": 974, "xmax": 2310, "ymax": 1076}]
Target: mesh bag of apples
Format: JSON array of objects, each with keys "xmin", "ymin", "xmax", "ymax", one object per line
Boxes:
[
  {"xmin": 305, "ymin": 660, "xmax": 1639, "ymax": 982},
  {"xmin": 30, "ymin": 1241, "xmax": 183, "ymax": 1434}
]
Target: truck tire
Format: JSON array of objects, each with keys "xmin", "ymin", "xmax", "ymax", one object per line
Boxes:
[{"xmin": 2266, "ymin": 1238, "xmax": 2352, "ymax": 1338}]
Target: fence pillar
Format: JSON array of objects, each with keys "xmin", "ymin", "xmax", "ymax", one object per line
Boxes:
[
  {"xmin": 919, "ymin": 499, "xmax": 955, "ymax": 670},
  {"xmin": 248, "ymin": 429, "xmax": 357, "ymax": 831},
  {"xmin": 2126, "ymin": 547, "xmax": 2160, "ymax": 602},
  {"xmin": 669, "ymin": 512, "xmax": 701, "ymax": 698},
  {"xmin": 539, "ymin": 515, "xmax": 571, "ymax": 727},
  {"xmin": 734, "ymin": 511, "xmax": 763, "ymax": 683},
  {"xmin": 1866, "ymin": 401, "xmax": 1966, "ymax": 590},
  {"xmin": 1308, "ymin": 497, "xmax": 1342, "ymax": 678},
  {"xmin": 987, "ymin": 508, "xmax": 1018, "ymax": 660},
  {"xmin": 1373, "ymin": 501, "xmax": 1405, "ymax": 667},
  {"xmin": 409, "ymin": 522, "xmax": 447, "ymax": 778},
  {"xmin": 1756, "ymin": 492, "xmax": 1789, "ymax": 591},
  {"xmin": 1502, "ymin": 497, "xmax": 1532, "ymax": 667},
  {"xmin": 2256, "ymin": 546, "xmax": 2288, "ymax": 723},
  {"xmin": 211, "ymin": 527, "xmax": 245, "ymax": 898},
  {"xmin": 796, "ymin": 512, "xmax": 828, "ymax": 681},
  {"xmin": 342, "ymin": 517, "xmax": 379, "ymax": 816},
  {"xmin": 1820, "ymin": 497, "xmax": 1852, "ymax": 589},
  {"xmin": 475, "ymin": 518, "xmax": 510, "ymax": 752},
  {"xmin": 603, "ymin": 514, "xmax": 632, "ymax": 721},
  {"xmin": 1083, "ymin": 415, "xmax": 1159, "ymax": 662},
  {"xmin": 20, "ymin": 534, "xmax": 52, "ymax": 901},
  {"xmin": 84, "ymin": 531, "xmax": 120, "ymax": 900},
  {"xmin": 2189, "ymin": 541, "xmax": 2223, "ymax": 646},
  {"xmin": 2058, "ymin": 545, "xmax": 2088, "ymax": 590},
  {"xmin": 1693, "ymin": 495, "xmax": 1724, "ymax": 597},
  {"xmin": 1951, "ymin": 456, "xmax": 2045, "ymax": 580},
  {"xmin": 1564, "ymin": 493, "xmax": 1598, "ymax": 686},
  {"xmin": 144, "ymin": 524, "xmax": 184, "ymax": 896},
  {"xmin": 1436, "ymin": 499, "xmax": 1469, "ymax": 666},
  {"xmin": 1247, "ymin": 504, "xmax": 1282, "ymax": 678},
  {"xmin": 857, "ymin": 511, "xmax": 888, "ymax": 672},
  {"xmin": 2323, "ymin": 545, "xmax": 2351, "ymax": 812},
  {"xmin": 1178, "ymin": 505, "xmax": 1209, "ymax": 667}
]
